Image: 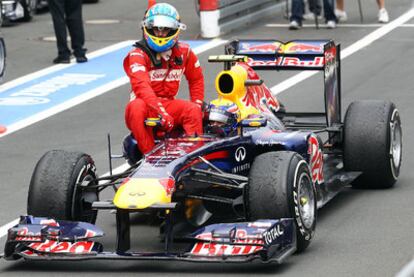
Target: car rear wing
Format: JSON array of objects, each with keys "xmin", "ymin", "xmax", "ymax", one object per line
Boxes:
[{"xmin": 224, "ymin": 39, "xmax": 342, "ymax": 129}]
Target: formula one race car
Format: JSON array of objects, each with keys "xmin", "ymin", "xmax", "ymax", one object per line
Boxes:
[{"xmin": 2, "ymin": 39, "xmax": 402, "ymax": 264}]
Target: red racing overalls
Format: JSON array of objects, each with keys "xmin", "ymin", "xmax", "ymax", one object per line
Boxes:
[{"xmin": 123, "ymin": 41, "xmax": 204, "ymax": 154}]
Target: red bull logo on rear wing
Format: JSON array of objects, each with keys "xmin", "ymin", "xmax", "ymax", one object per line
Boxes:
[
  {"xmin": 224, "ymin": 39, "xmax": 342, "ymax": 128},
  {"xmin": 227, "ymin": 39, "xmax": 336, "ymax": 71}
]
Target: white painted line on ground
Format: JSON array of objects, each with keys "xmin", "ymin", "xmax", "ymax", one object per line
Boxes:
[
  {"xmin": 0, "ymin": 39, "xmax": 227, "ymax": 139},
  {"xmin": 0, "ymin": 218, "xmax": 20, "ymax": 239},
  {"xmin": 266, "ymin": 23, "xmax": 414, "ymax": 28},
  {"xmin": 270, "ymin": 8, "xmax": 414, "ymax": 95},
  {"xmin": 396, "ymin": 259, "xmax": 414, "ymax": 277}
]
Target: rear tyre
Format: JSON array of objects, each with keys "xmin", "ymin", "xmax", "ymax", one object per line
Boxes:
[
  {"xmin": 27, "ymin": 150, "xmax": 99, "ymax": 223},
  {"xmin": 248, "ymin": 151, "xmax": 316, "ymax": 253},
  {"xmin": 344, "ymin": 101, "xmax": 402, "ymax": 189}
]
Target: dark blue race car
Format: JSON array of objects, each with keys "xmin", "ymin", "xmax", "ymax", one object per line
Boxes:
[{"xmin": 2, "ymin": 39, "xmax": 402, "ymax": 264}]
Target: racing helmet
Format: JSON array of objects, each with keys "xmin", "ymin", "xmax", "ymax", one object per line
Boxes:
[
  {"xmin": 141, "ymin": 3, "xmax": 186, "ymax": 52},
  {"xmin": 207, "ymin": 98, "xmax": 239, "ymax": 137}
]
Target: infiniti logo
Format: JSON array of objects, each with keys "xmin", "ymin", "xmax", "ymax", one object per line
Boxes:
[{"xmin": 235, "ymin": 147, "xmax": 246, "ymax": 162}]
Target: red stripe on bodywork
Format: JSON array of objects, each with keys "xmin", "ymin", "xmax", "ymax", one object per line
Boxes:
[
  {"xmin": 203, "ymin": 150, "xmax": 229, "ymax": 160},
  {"xmin": 177, "ymin": 150, "xmax": 229, "ymax": 173}
]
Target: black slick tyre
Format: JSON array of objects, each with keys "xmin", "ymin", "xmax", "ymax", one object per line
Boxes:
[
  {"xmin": 27, "ymin": 150, "xmax": 99, "ymax": 223},
  {"xmin": 247, "ymin": 151, "xmax": 317, "ymax": 253},
  {"xmin": 344, "ymin": 101, "xmax": 402, "ymax": 189}
]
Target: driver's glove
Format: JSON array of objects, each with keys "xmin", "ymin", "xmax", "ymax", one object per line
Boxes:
[{"xmin": 159, "ymin": 112, "xmax": 174, "ymax": 132}]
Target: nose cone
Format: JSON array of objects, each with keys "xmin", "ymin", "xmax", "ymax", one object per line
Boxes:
[{"xmin": 113, "ymin": 178, "xmax": 172, "ymax": 209}]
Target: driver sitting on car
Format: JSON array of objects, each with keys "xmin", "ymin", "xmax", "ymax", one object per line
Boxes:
[
  {"xmin": 206, "ymin": 98, "xmax": 239, "ymax": 137},
  {"xmin": 123, "ymin": 2, "xmax": 205, "ymax": 155}
]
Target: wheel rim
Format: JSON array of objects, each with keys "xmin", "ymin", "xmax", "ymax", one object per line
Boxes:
[
  {"xmin": 297, "ymin": 172, "xmax": 315, "ymax": 229},
  {"xmin": 390, "ymin": 110, "xmax": 402, "ymax": 178},
  {"xmin": 72, "ymin": 170, "xmax": 98, "ymax": 223}
]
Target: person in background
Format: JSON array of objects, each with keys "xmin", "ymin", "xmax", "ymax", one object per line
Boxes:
[
  {"xmin": 377, "ymin": 0, "xmax": 389, "ymax": 23},
  {"xmin": 335, "ymin": 0, "xmax": 347, "ymax": 22},
  {"xmin": 335, "ymin": 0, "xmax": 389, "ymax": 23},
  {"xmin": 47, "ymin": 0, "xmax": 88, "ymax": 63},
  {"xmin": 290, "ymin": 0, "xmax": 337, "ymax": 29},
  {"xmin": 123, "ymin": 2, "xmax": 204, "ymax": 155}
]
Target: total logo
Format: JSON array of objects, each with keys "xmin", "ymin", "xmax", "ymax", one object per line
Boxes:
[{"xmin": 235, "ymin": 146, "xmax": 246, "ymax": 162}]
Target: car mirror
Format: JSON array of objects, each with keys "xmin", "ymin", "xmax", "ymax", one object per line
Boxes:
[{"xmin": 240, "ymin": 118, "xmax": 267, "ymax": 127}]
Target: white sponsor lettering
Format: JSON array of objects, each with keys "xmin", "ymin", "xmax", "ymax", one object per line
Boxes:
[
  {"xmin": 149, "ymin": 69, "xmax": 168, "ymax": 81},
  {"xmin": 166, "ymin": 69, "xmax": 183, "ymax": 81},
  {"xmin": 130, "ymin": 63, "xmax": 146, "ymax": 73},
  {"xmin": 256, "ymin": 139, "xmax": 278, "ymax": 145},
  {"xmin": 262, "ymin": 224, "xmax": 284, "ymax": 245},
  {"xmin": 149, "ymin": 69, "xmax": 183, "ymax": 82},
  {"xmin": 232, "ymin": 163, "xmax": 250, "ymax": 173}
]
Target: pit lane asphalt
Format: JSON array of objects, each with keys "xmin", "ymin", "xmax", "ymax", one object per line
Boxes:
[{"xmin": 1, "ymin": 0, "xmax": 414, "ymax": 276}]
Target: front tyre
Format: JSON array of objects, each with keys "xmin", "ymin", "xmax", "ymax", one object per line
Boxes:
[
  {"xmin": 248, "ymin": 151, "xmax": 317, "ymax": 253},
  {"xmin": 27, "ymin": 150, "xmax": 99, "ymax": 223},
  {"xmin": 344, "ymin": 101, "xmax": 402, "ymax": 188}
]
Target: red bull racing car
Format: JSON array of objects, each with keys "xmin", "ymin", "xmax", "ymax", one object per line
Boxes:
[{"xmin": 2, "ymin": 39, "xmax": 402, "ymax": 264}]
